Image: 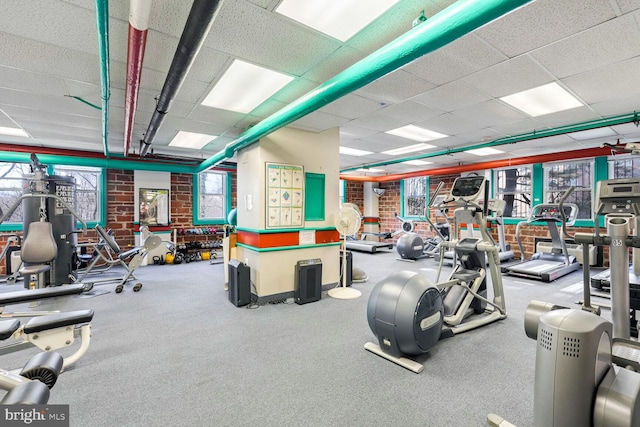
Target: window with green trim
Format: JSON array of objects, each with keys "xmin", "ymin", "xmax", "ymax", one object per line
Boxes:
[
  {"xmin": 544, "ymin": 160, "xmax": 593, "ymax": 220},
  {"xmin": 403, "ymin": 177, "xmax": 427, "ymax": 217},
  {"xmin": 197, "ymin": 171, "xmax": 226, "ymax": 221},
  {"xmin": 610, "ymin": 157, "xmax": 640, "ymax": 178},
  {"xmin": 54, "ymin": 165, "xmax": 102, "ymax": 222},
  {"xmin": 0, "ymin": 162, "xmax": 31, "ymax": 224},
  {"xmin": 495, "ymin": 166, "xmax": 532, "ymax": 218}
]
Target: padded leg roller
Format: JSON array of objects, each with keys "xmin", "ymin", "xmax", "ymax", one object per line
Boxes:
[
  {"xmin": 1, "ymin": 381, "xmax": 50, "ymax": 404},
  {"xmin": 20, "ymin": 351, "xmax": 64, "ymax": 389}
]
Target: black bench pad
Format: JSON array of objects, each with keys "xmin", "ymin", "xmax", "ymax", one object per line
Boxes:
[
  {"xmin": 24, "ymin": 309, "xmax": 94, "ymax": 334},
  {"xmin": 119, "ymin": 247, "xmax": 141, "ymax": 260},
  {"xmin": 0, "ymin": 283, "xmax": 88, "ymax": 306},
  {"xmin": 0, "ymin": 319, "xmax": 20, "ymax": 340}
]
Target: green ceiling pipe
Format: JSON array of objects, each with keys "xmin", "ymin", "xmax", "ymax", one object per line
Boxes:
[
  {"xmin": 0, "ymin": 152, "xmax": 198, "ymax": 174},
  {"xmin": 95, "ymin": 0, "xmax": 111, "ymax": 158},
  {"xmin": 340, "ymin": 111, "xmax": 640, "ymax": 172},
  {"xmin": 196, "ymin": 0, "xmax": 531, "ymax": 172}
]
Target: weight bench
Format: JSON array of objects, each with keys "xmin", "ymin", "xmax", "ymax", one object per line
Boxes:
[
  {"xmin": 0, "ymin": 320, "xmax": 66, "ymax": 405},
  {"xmin": 0, "ymin": 283, "xmax": 92, "ymax": 317},
  {"xmin": 78, "ymin": 225, "xmax": 161, "ymax": 293}
]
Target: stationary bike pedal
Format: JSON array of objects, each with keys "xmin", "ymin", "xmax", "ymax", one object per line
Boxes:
[{"xmin": 612, "ymin": 338, "xmax": 640, "ymax": 371}]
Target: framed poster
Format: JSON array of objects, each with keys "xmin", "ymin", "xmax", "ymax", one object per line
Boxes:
[
  {"xmin": 266, "ymin": 162, "xmax": 304, "ymax": 229},
  {"xmin": 139, "ymin": 188, "xmax": 170, "ymax": 226}
]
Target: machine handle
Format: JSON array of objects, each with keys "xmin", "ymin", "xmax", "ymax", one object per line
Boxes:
[{"xmin": 558, "ymin": 186, "xmax": 575, "ymax": 240}]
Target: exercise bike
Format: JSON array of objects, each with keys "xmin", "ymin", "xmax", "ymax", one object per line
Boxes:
[{"xmin": 365, "ymin": 176, "xmax": 507, "ymax": 373}]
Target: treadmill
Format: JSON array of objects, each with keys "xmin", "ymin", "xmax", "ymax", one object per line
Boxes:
[
  {"xmin": 502, "ymin": 202, "xmax": 580, "ymax": 282},
  {"xmin": 590, "ymin": 178, "xmax": 640, "ymax": 290},
  {"xmin": 345, "ymin": 234, "xmax": 394, "ymax": 253}
]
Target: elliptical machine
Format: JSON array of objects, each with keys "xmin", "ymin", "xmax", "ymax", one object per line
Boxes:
[{"xmin": 365, "ymin": 176, "xmax": 507, "ymax": 373}]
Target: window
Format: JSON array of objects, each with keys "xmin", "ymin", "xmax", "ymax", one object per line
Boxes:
[
  {"xmin": 495, "ymin": 166, "xmax": 532, "ymax": 218},
  {"xmin": 0, "ymin": 161, "xmax": 31, "ymax": 224},
  {"xmin": 403, "ymin": 177, "xmax": 427, "ymax": 217},
  {"xmin": 610, "ymin": 157, "xmax": 640, "ymax": 179},
  {"xmin": 197, "ymin": 171, "xmax": 227, "ymax": 221},
  {"xmin": 544, "ymin": 160, "xmax": 593, "ymax": 220},
  {"xmin": 54, "ymin": 166, "xmax": 103, "ymax": 223}
]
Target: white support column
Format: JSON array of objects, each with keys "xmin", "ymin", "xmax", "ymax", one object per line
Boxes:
[{"xmin": 363, "ymin": 182, "xmax": 380, "ymax": 241}]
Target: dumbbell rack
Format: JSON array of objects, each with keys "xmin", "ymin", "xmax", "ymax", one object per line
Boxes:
[{"xmin": 173, "ymin": 228, "xmax": 224, "ymax": 264}]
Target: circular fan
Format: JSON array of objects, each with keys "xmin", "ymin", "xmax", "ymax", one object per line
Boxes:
[
  {"xmin": 335, "ymin": 205, "xmax": 361, "ymax": 237},
  {"xmin": 330, "ymin": 205, "xmax": 362, "ymax": 300}
]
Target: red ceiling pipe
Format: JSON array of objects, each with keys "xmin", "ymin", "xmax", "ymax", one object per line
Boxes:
[
  {"xmin": 123, "ymin": 0, "xmax": 152, "ymax": 156},
  {"xmin": 340, "ymin": 145, "xmax": 624, "ymax": 182}
]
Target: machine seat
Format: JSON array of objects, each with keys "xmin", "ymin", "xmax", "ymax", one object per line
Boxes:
[
  {"xmin": 19, "ymin": 264, "xmax": 51, "ymax": 276},
  {"xmin": 118, "ymin": 247, "xmax": 141, "ymax": 260},
  {"xmin": 0, "ymin": 319, "xmax": 21, "ymax": 340},
  {"xmin": 24, "ymin": 309, "xmax": 94, "ymax": 334}
]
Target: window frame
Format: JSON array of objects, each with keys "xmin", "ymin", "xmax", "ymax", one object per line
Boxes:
[
  {"xmin": 193, "ymin": 170, "xmax": 232, "ymax": 225},
  {"xmin": 401, "ymin": 176, "xmax": 429, "ymax": 218},
  {"xmin": 493, "ymin": 165, "xmax": 533, "ymax": 221},
  {"xmin": 53, "ymin": 165, "xmax": 106, "ymax": 228}
]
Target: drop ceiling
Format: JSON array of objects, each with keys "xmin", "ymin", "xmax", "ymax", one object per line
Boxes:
[{"xmin": 0, "ymin": 0, "xmax": 639, "ymax": 177}]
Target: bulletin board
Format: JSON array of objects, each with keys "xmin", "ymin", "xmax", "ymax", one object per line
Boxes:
[{"xmin": 266, "ymin": 162, "xmax": 304, "ymax": 229}]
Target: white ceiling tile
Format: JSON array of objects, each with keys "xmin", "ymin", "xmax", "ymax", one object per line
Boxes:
[
  {"xmin": 187, "ymin": 106, "xmax": 245, "ymax": 126},
  {"xmin": 413, "ymin": 80, "xmax": 492, "ymax": 112},
  {"xmin": 354, "ymin": 70, "xmax": 435, "ymax": 105},
  {"xmin": 463, "ymin": 55, "xmax": 555, "ymax": 98},
  {"xmin": 347, "ymin": 113, "xmax": 407, "ymax": 132},
  {"xmin": 204, "ymin": 0, "xmax": 340, "ymax": 76},
  {"xmin": 531, "ymin": 106, "xmax": 600, "ymax": 128},
  {"xmin": 272, "ymin": 78, "xmax": 320, "ymax": 104},
  {"xmin": 415, "ymin": 113, "xmax": 485, "ymax": 136},
  {"xmin": 454, "ymin": 128, "xmax": 507, "ymax": 145},
  {"xmin": 249, "ymin": 99, "xmax": 288, "ymax": 119},
  {"xmin": 562, "ymin": 56, "xmax": 640, "ymax": 104},
  {"xmin": 319, "ymin": 95, "xmax": 384, "ymax": 120},
  {"xmin": 476, "ymin": 0, "xmax": 616, "ymax": 57},
  {"xmin": 403, "ymin": 34, "xmax": 507, "ymax": 85},
  {"xmin": 616, "ymin": 0, "xmax": 640, "ymax": 14},
  {"xmin": 452, "ymin": 100, "xmax": 527, "ymax": 128},
  {"xmin": 0, "ymin": 66, "xmax": 69, "ymax": 98},
  {"xmin": 0, "ymin": 105, "xmax": 101, "ymax": 130},
  {"xmin": 590, "ymin": 96, "xmax": 640, "ymax": 117},
  {"xmin": 490, "ymin": 118, "xmax": 541, "ymax": 136},
  {"xmin": 530, "ymin": 14, "xmax": 640, "ymax": 79},
  {"xmin": 291, "ymin": 111, "xmax": 350, "ymax": 130},
  {"xmin": 0, "ymin": 88, "xmax": 101, "ymax": 119},
  {"xmin": 302, "ymin": 46, "xmax": 367, "ymax": 84},
  {"xmin": 377, "ymin": 100, "xmax": 443, "ymax": 123}
]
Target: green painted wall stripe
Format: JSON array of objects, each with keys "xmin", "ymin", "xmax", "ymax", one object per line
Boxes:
[
  {"xmin": 236, "ymin": 242, "xmax": 341, "ymax": 252},
  {"xmin": 236, "ymin": 226, "xmax": 336, "ymax": 234},
  {"xmin": 532, "ymin": 163, "xmax": 544, "ymax": 205}
]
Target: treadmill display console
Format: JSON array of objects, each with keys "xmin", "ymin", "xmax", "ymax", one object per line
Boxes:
[
  {"xmin": 595, "ymin": 179, "xmax": 640, "ymax": 215},
  {"xmin": 450, "ymin": 176, "xmax": 485, "ymax": 199},
  {"xmin": 531, "ymin": 204, "xmax": 578, "ymax": 222}
]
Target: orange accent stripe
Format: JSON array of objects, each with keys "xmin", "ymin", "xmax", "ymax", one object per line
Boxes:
[
  {"xmin": 237, "ymin": 230, "xmax": 341, "ymax": 248},
  {"xmin": 363, "ymin": 217, "xmax": 379, "ymax": 223}
]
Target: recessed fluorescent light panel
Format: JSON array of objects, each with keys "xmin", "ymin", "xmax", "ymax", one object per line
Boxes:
[
  {"xmin": 403, "ymin": 159, "xmax": 432, "ymax": 166},
  {"xmin": 168, "ymin": 131, "xmax": 216, "ymax": 149},
  {"xmin": 0, "ymin": 126, "xmax": 28, "ymax": 137},
  {"xmin": 340, "ymin": 146, "xmax": 373, "ymax": 156},
  {"xmin": 202, "ymin": 60, "xmax": 294, "ymax": 114},
  {"xmin": 466, "ymin": 147, "xmax": 503, "ymax": 156},
  {"xmin": 275, "ymin": 0, "xmax": 400, "ymax": 42},
  {"xmin": 500, "ymin": 82, "xmax": 584, "ymax": 117},
  {"xmin": 386, "ymin": 125, "xmax": 447, "ymax": 142},
  {"xmin": 382, "ymin": 143, "xmax": 434, "ymax": 156}
]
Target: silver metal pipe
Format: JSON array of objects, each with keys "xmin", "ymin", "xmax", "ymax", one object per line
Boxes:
[{"xmin": 608, "ymin": 216, "xmax": 632, "ymax": 339}]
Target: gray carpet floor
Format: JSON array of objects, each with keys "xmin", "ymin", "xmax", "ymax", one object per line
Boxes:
[{"xmin": 0, "ymin": 250, "xmax": 613, "ymax": 426}]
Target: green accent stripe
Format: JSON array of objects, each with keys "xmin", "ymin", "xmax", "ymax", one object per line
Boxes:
[
  {"xmin": 95, "ymin": 0, "xmax": 110, "ymax": 157},
  {"xmin": 236, "ymin": 242, "xmax": 342, "ymax": 252},
  {"xmin": 236, "ymin": 226, "xmax": 337, "ymax": 234},
  {"xmin": 532, "ymin": 163, "xmax": 544, "ymax": 205}
]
